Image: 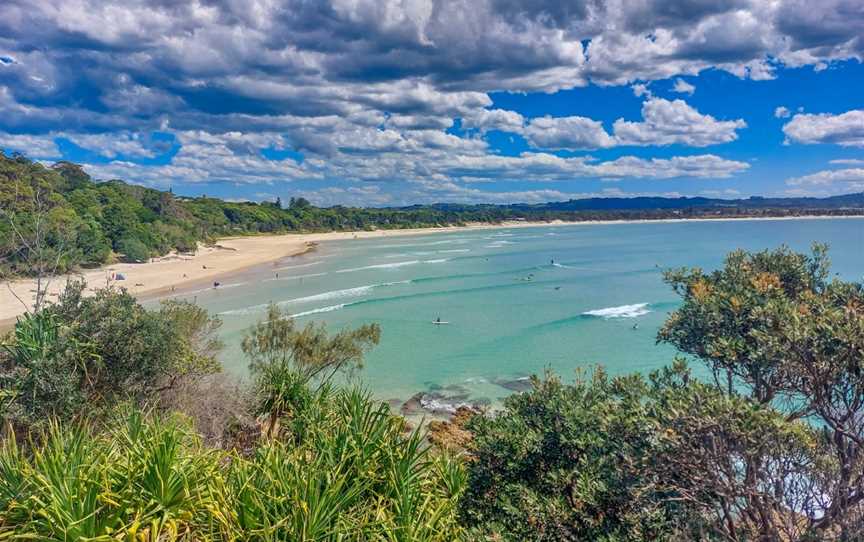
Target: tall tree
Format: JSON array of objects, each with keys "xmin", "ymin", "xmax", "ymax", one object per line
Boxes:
[
  {"xmin": 659, "ymin": 245, "xmax": 864, "ymax": 539},
  {"xmin": 0, "ymin": 155, "xmax": 79, "ymax": 313}
]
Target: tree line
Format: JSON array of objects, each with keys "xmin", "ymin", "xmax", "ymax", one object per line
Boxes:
[{"xmin": 4, "ymin": 151, "xmax": 863, "ymax": 280}]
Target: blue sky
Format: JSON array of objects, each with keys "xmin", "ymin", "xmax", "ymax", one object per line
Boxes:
[{"xmin": 1, "ymin": 0, "xmax": 863, "ymax": 206}]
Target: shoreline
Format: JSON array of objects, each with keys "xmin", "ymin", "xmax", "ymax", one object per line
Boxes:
[{"xmin": 2, "ymin": 214, "xmax": 863, "ymax": 327}]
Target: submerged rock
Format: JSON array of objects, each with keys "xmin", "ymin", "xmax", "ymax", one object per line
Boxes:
[
  {"xmin": 426, "ymin": 382, "xmax": 470, "ymax": 395},
  {"xmin": 493, "ymin": 376, "xmax": 534, "ymax": 393},
  {"xmin": 401, "ymin": 391, "xmax": 490, "ymax": 416}
]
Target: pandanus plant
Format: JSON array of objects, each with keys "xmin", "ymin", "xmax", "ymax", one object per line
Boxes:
[{"xmin": 0, "ymin": 390, "xmax": 467, "ymax": 541}]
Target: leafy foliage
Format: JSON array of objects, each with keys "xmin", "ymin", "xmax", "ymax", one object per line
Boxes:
[
  {"xmin": 242, "ymin": 303, "xmax": 380, "ymax": 385},
  {"xmin": 462, "ymin": 245, "xmax": 864, "ymax": 541},
  {"xmin": 657, "ymin": 244, "xmax": 864, "ymax": 539},
  {"xmin": 0, "ymin": 282, "xmax": 223, "ymax": 427},
  {"xmin": 460, "ymin": 363, "xmax": 829, "ymax": 541},
  {"xmin": 242, "ymin": 303, "xmax": 380, "ymax": 439},
  {"xmin": 461, "ymin": 369, "xmax": 678, "ymax": 541},
  {"xmin": 0, "ymin": 393, "xmax": 465, "ymax": 540},
  {"xmin": 0, "ymin": 153, "xmax": 511, "ymax": 277}
]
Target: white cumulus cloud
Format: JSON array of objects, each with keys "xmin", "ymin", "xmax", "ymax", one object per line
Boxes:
[
  {"xmin": 613, "ymin": 98, "xmax": 747, "ymax": 147},
  {"xmin": 783, "ymin": 109, "xmax": 864, "ymax": 147},
  {"xmin": 672, "ymin": 78, "xmax": 695, "ymax": 95},
  {"xmin": 522, "ymin": 116, "xmax": 616, "ymax": 151}
]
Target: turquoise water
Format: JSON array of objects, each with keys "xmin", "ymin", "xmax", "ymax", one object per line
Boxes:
[{"xmin": 159, "ymin": 218, "xmax": 864, "ymax": 410}]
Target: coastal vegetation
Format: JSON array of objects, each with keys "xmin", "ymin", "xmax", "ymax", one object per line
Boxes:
[
  {"xmin": 458, "ymin": 245, "xmax": 864, "ymax": 540},
  {"xmin": 0, "ymin": 284, "xmax": 463, "ymax": 540},
  {"xmin": 3, "ymin": 151, "xmax": 864, "ymax": 280},
  {"xmin": 2, "ymin": 155, "xmax": 864, "ymax": 538},
  {"xmin": 0, "ymin": 244, "xmax": 859, "ymax": 539}
]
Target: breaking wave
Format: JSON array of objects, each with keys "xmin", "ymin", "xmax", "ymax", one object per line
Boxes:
[
  {"xmin": 335, "ymin": 258, "xmax": 448, "ymax": 273},
  {"xmin": 281, "ymin": 281, "xmax": 409, "ymax": 304},
  {"xmin": 291, "ymin": 304, "xmax": 348, "ymax": 318},
  {"xmin": 219, "ymin": 280, "xmax": 410, "ymax": 316},
  {"xmin": 582, "ymin": 303, "xmax": 651, "ymax": 319}
]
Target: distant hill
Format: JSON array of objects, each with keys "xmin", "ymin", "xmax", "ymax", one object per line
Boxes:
[{"xmin": 420, "ymin": 193, "xmax": 864, "ymax": 213}]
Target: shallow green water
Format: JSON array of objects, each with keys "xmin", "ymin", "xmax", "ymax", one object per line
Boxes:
[{"xmin": 158, "ymin": 218, "xmax": 864, "ymax": 411}]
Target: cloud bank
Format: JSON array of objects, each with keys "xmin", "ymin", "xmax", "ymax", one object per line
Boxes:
[{"xmin": 0, "ymin": 0, "xmax": 861, "ymax": 204}]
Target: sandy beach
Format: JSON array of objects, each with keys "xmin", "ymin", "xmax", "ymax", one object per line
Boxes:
[
  {"xmin": 2, "ymin": 215, "xmax": 862, "ymax": 326},
  {"xmin": 0, "ymin": 221, "xmax": 549, "ymax": 325}
]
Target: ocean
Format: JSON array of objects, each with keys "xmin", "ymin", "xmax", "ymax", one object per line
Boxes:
[{"xmin": 157, "ymin": 218, "xmax": 864, "ymax": 415}]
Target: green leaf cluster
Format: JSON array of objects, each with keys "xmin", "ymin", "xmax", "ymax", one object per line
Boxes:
[
  {"xmin": 0, "ymin": 391, "xmax": 465, "ymax": 540},
  {"xmin": 0, "ymin": 282, "xmax": 223, "ymax": 427}
]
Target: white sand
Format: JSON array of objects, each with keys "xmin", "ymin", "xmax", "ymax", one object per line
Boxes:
[{"xmin": 0, "ymin": 222, "xmax": 545, "ymax": 324}]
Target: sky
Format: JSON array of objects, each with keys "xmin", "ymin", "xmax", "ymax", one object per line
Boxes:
[{"xmin": 0, "ymin": 0, "xmax": 863, "ymax": 207}]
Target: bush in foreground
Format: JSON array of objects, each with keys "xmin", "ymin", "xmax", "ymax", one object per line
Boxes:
[
  {"xmin": 0, "ymin": 282, "xmax": 223, "ymax": 429},
  {"xmin": 460, "ymin": 245, "xmax": 864, "ymax": 541},
  {"xmin": 0, "ymin": 388, "xmax": 465, "ymax": 540}
]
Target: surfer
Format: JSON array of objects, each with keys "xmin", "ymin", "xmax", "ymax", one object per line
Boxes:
[
  {"xmin": 632, "ymin": 323, "xmax": 639, "ymax": 330},
  {"xmin": 436, "ymin": 317, "xmax": 441, "ymax": 324}
]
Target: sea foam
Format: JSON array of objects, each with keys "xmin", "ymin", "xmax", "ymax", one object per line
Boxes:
[
  {"xmin": 582, "ymin": 303, "xmax": 651, "ymax": 319},
  {"xmin": 281, "ymin": 281, "xmax": 409, "ymax": 304},
  {"xmin": 219, "ymin": 280, "xmax": 410, "ymax": 316},
  {"xmin": 335, "ymin": 259, "xmax": 448, "ymax": 273},
  {"xmin": 291, "ymin": 304, "xmax": 348, "ymax": 318}
]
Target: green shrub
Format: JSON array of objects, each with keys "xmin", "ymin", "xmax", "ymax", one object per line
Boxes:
[
  {"xmin": 116, "ymin": 236, "xmax": 150, "ymax": 262},
  {"xmin": 0, "ymin": 282, "xmax": 222, "ymax": 428},
  {"xmin": 0, "ymin": 390, "xmax": 466, "ymax": 540},
  {"xmin": 460, "ymin": 369, "xmax": 682, "ymax": 541}
]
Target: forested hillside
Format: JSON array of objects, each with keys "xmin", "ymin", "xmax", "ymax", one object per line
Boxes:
[
  {"xmin": 0, "ymin": 153, "xmax": 511, "ymax": 275},
  {"xmin": 3, "ymin": 152, "xmax": 864, "ymax": 277}
]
